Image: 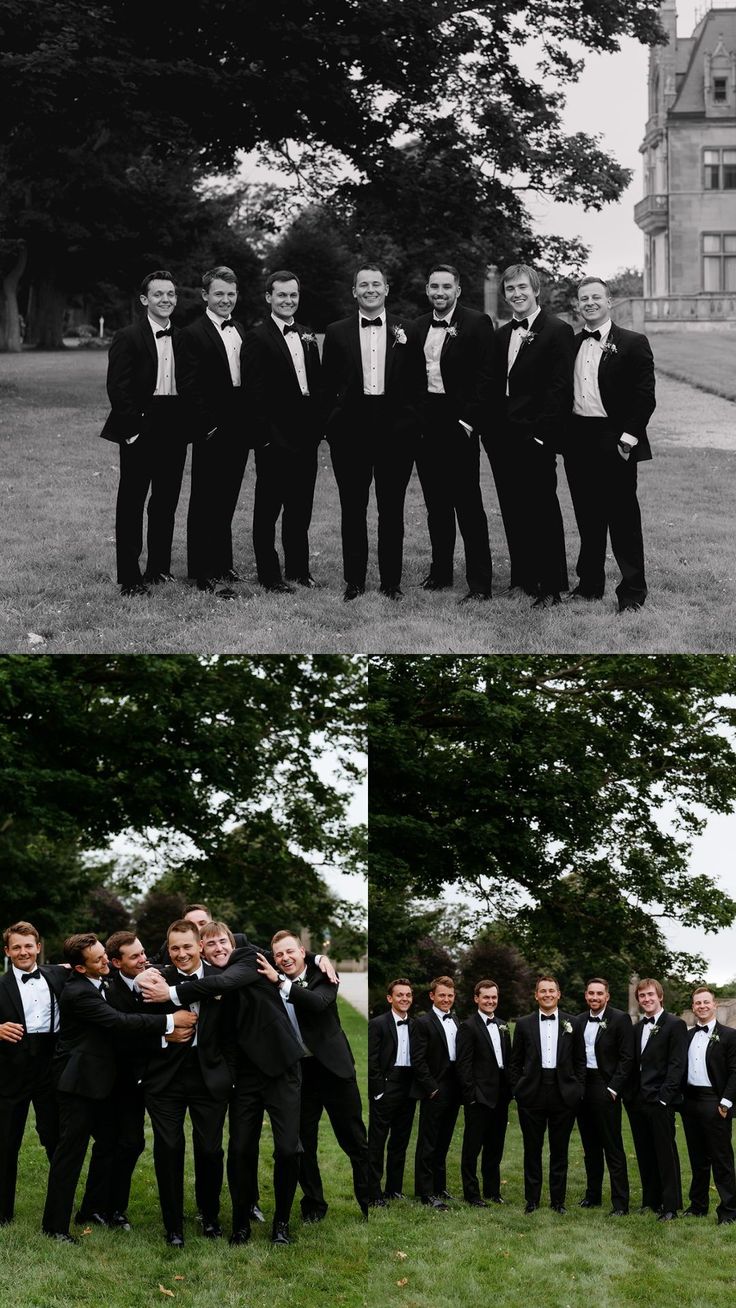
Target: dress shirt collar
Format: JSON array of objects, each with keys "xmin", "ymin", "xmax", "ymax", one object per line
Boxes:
[
  {"xmin": 294, "ymin": 968, "xmax": 308, "ymax": 985},
  {"xmin": 13, "ymin": 964, "xmax": 40, "ymax": 983},
  {"xmin": 272, "ymin": 313, "xmax": 295, "ymax": 330},
  {"xmin": 432, "ymin": 1005, "xmax": 453, "ymax": 1022},
  {"xmin": 206, "ymin": 308, "xmax": 232, "ymax": 330},
  {"xmin": 357, "ymin": 311, "xmax": 384, "ymax": 324},
  {"xmin": 513, "ymin": 305, "xmax": 541, "ymax": 330},
  {"xmin": 148, "ymin": 315, "xmax": 171, "ymax": 334},
  {"xmin": 582, "ymin": 317, "xmax": 612, "ymax": 341},
  {"xmin": 694, "ymin": 1020, "xmax": 714, "ymax": 1034},
  {"xmin": 589, "ymin": 1007, "xmax": 607, "ymax": 1020},
  {"xmin": 117, "ymin": 972, "xmax": 138, "ymax": 991},
  {"xmin": 538, "ymin": 1008, "xmax": 558, "ymax": 1019}
]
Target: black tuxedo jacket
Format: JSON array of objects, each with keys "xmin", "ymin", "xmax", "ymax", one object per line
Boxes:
[
  {"xmin": 572, "ymin": 322, "xmax": 655, "ymax": 460},
  {"xmin": 456, "ymin": 1012, "xmax": 512, "ymax": 1109},
  {"xmin": 412, "ymin": 304, "xmax": 495, "ymax": 432},
  {"xmin": 52, "ymin": 972, "xmax": 167, "ymax": 1100},
  {"xmin": 684, "ymin": 1021, "xmax": 736, "ymax": 1109},
  {"xmin": 489, "ymin": 309, "xmax": 574, "ymax": 447},
  {"xmin": 285, "ymin": 963, "xmax": 356, "ymax": 1080},
  {"xmin": 572, "ymin": 1005, "xmax": 635, "ymax": 1097},
  {"xmin": 321, "ymin": 312, "xmax": 424, "ymax": 442},
  {"xmin": 626, "ymin": 1010, "xmax": 688, "ymax": 1106},
  {"xmin": 171, "ymin": 945, "xmax": 304, "ymax": 1078},
  {"xmin": 176, "ymin": 312, "xmax": 250, "ymax": 441},
  {"xmin": 509, "ymin": 1010, "xmax": 586, "ymax": 1110},
  {"xmin": 104, "ymin": 968, "xmax": 163, "ymax": 1087},
  {"xmin": 100, "ymin": 319, "xmax": 182, "ymax": 444},
  {"xmin": 243, "ymin": 317, "xmax": 323, "ymax": 451},
  {"xmin": 142, "ymin": 961, "xmax": 234, "ymax": 1102},
  {"xmin": 368, "ymin": 1010, "xmax": 414, "ymax": 1100},
  {"xmin": 0, "ymin": 964, "xmax": 69, "ymax": 1094},
  {"xmin": 409, "ymin": 1010, "xmax": 460, "ymax": 1100}
]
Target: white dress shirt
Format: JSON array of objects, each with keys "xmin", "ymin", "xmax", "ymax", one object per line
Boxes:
[
  {"xmin": 483, "ymin": 1016, "xmax": 504, "ymax": 1068},
  {"xmin": 393, "ymin": 1010, "xmax": 412, "ymax": 1068},
  {"xmin": 279, "ymin": 967, "xmax": 309, "ymax": 1053},
  {"xmin": 273, "ymin": 314, "xmax": 309, "ymax": 395},
  {"xmin": 688, "ymin": 1020, "xmax": 732, "ymax": 1107},
  {"xmin": 539, "ymin": 1008, "xmax": 559, "ymax": 1068},
  {"xmin": 207, "ymin": 307, "xmax": 241, "ymax": 386},
  {"xmin": 358, "ymin": 314, "xmax": 387, "ymax": 395},
  {"xmin": 13, "ymin": 964, "xmax": 58, "ymax": 1034},
  {"xmin": 639, "ymin": 1007, "xmax": 663, "ymax": 1055},
  {"xmin": 433, "ymin": 1005, "xmax": 457, "ymax": 1062},
  {"xmin": 424, "ymin": 316, "xmax": 451, "ymax": 394},
  {"xmin": 148, "ymin": 315, "xmax": 177, "ymax": 396},
  {"xmin": 573, "ymin": 317, "xmax": 637, "ymax": 449},
  {"xmin": 584, "ymin": 1006, "xmax": 607, "ymax": 1069}
]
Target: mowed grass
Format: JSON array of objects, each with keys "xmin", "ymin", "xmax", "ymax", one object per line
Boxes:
[
  {"xmin": 1, "ymin": 350, "xmax": 734, "ymax": 654},
  {"xmin": 0, "ymin": 1000, "xmax": 367, "ymax": 1308},
  {"xmin": 368, "ymin": 1096, "xmax": 736, "ymax": 1308},
  {"xmin": 649, "ymin": 330, "xmax": 736, "ymax": 402}
]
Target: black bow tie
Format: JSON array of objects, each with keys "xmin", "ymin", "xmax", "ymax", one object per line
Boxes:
[
  {"xmin": 588, "ymin": 1015, "xmax": 601, "ymax": 1023},
  {"xmin": 431, "ymin": 319, "xmax": 449, "ymax": 329},
  {"xmin": 643, "ymin": 1016, "xmax": 656, "ymax": 1024},
  {"xmin": 21, "ymin": 970, "xmax": 41, "ymax": 983},
  {"xmin": 283, "ymin": 324, "xmax": 299, "ymax": 335},
  {"xmin": 220, "ymin": 320, "xmax": 235, "ymax": 331},
  {"xmin": 176, "ymin": 970, "xmax": 193, "ymax": 979},
  {"xmin": 512, "ymin": 318, "xmax": 529, "ymax": 331},
  {"xmin": 155, "ymin": 328, "xmax": 172, "ymax": 339},
  {"xmin": 442, "ymin": 1013, "xmax": 453, "ymax": 1022},
  {"xmin": 361, "ymin": 316, "xmax": 382, "ymax": 328},
  {"xmin": 695, "ymin": 1024, "xmax": 710, "ymax": 1033},
  {"xmin": 541, "ymin": 1013, "xmax": 556, "ymax": 1021},
  {"xmin": 396, "ymin": 1019, "xmax": 409, "ymax": 1027},
  {"xmin": 485, "ymin": 1017, "xmax": 496, "ymax": 1026},
  {"xmin": 583, "ymin": 329, "xmax": 602, "ymax": 341}
]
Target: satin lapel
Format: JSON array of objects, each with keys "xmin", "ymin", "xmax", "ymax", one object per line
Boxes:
[
  {"xmin": 598, "ymin": 321, "xmax": 619, "ymax": 368},
  {"xmin": 388, "ymin": 1014, "xmax": 399, "ymax": 1059},
  {"xmin": 266, "ymin": 315, "xmax": 295, "ymax": 369},
  {"xmin": 510, "ymin": 309, "xmax": 546, "ymax": 378},
  {"xmin": 573, "ymin": 330, "xmax": 587, "ymax": 357},
  {"xmin": 439, "ymin": 307, "xmax": 460, "ymax": 362},
  {"xmin": 384, "ymin": 314, "xmax": 399, "ymax": 385},
  {"xmin": 347, "ymin": 316, "xmax": 363, "ymax": 385},
  {"xmin": 139, "ymin": 319, "xmax": 158, "ymax": 368},
  {"xmin": 6, "ymin": 971, "xmax": 26, "ymax": 1025},
  {"xmin": 531, "ymin": 1014, "xmax": 542, "ymax": 1061},
  {"xmin": 202, "ymin": 313, "xmax": 231, "ymax": 369}
]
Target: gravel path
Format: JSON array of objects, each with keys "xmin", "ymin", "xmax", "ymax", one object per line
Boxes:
[{"xmin": 652, "ymin": 373, "xmax": 736, "ymax": 452}]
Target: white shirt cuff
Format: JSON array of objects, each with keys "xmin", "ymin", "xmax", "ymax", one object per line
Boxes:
[{"xmin": 168, "ymin": 986, "xmax": 182, "ymax": 1006}]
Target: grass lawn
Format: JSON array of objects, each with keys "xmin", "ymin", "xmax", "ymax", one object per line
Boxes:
[
  {"xmin": 1, "ymin": 350, "xmax": 734, "ymax": 654},
  {"xmin": 368, "ymin": 1095, "xmax": 736, "ymax": 1308},
  {"xmin": 0, "ymin": 1000, "xmax": 368, "ymax": 1308},
  {"xmin": 649, "ymin": 331, "xmax": 736, "ymax": 402}
]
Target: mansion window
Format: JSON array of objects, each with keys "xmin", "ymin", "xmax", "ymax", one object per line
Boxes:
[
  {"xmin": 702, "ymin": 233, "xmax": 736, "ymax": 292},
  {"xmin": 713, "ymin": 78, "xmax": 727, "ymax": 104},
  {"xmin": 704, "ymin": 149, "xmax": 736, "ymax": 189}
]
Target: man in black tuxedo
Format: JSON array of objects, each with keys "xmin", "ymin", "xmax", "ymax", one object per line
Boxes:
[
  {"xmin": 41, "ymin": 933, "xmax": 195, "ymax": 1243},
  {"xmin": 322, "ymin": 264, "xmax": 424, "ymax": 600},
  {"xmin": 456, "ymin": 978, "xmax": 512, "ymax": 1207},
  {"xmin": 482, "ymin": 263, "xmax": 572, "ymax": 606},
  {"xmin": 412, "ymin": 264, "xmax": 494, "ymax": 601},
  {"xmin": 244, "ymin": 270, "xmax": 323, "ymax": 592},
  {"xmin": 509, "ymin": 975, "xmax": 586, "ymax": 1213},
  {"xmin": 0, "ymin": 921, "xmax": 68, "ymax": 1226},
  {"xmin": 410, "ymin": 975, "xmax": 462, "ymax": 1211},
  {"xmin": 177, "ymin": 265, "xmax": 251, "ymax": 598},
  {"xmin": 140, "ymin": 919, "xmax": 235, "ymax": 1247},
  {"xmin": 681, "ymin": 986, "xmax": 736, "ymax": 1224},
  {"xmin": 100, "ymin": 271, "xmax": 188, "ymax": 596},
  {"xmin": 624, "ymin": 977, "xmax": 687, "ymax": 1221},
  {"xmin": 573, "ymin": 977, "xmax": 634, "ymax": 1216},
  {"xmin": 267, "ymin": 931, "xmax": 369, "ymax": 1222},
  {"xmin": 368, "ymin": 978, "xmax": 416, "ymax": 1205},
  {"xmin": 147, "ymin": 902, "xmax": 249, "ymax": 968},
  {"xmin": 563, "ymin": 277, "xmax": 655, "ymax": 612}
]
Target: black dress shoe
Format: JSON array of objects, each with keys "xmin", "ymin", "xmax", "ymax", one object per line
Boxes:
[
  {"xmin": 165, "ymin": 1231, "xmax": 185, "ymax": 1247},
  {"xmin": 657, "ymin": 1210, "xmax": 677, "ymax": 1221},
  {"xmin": 569, "ymin": 587, "xmax": 602, "ymax": 601},
  {"xmin": 524, "ymin": 1202, "xmax": 539, "ymax": 1214},
  {"xmin": 249, "ymin": 1204, "xmax": 265, "ymax": 1223},
  {"xmin": 458, "ymin": 590, "xmax": 491, "ymax": 603},
  {"xmin": 385, "ymin": 1192, "xmax": 406, "ymax": 1201},
  {"xmin": 343, "ymin": 583, "xmax": 365, "ymax": 601},
  {"xmin": 201, "ymin": 1220, "xmax": 223, "ymax": 1238},
  {"xmin": 262, "ymin": 580, "xmax": 295, "ymax": 594},
  {"xmin": 718, "ymin": 1214, "xmax": 736, "ymax": 1225},
  {"xmin": 380, "ymin": 586, "xmax": 403, "ymax": 600},
  {"xmin": 438, "ymin": 1190, "xmax": 455, "ymax": 1202},
  {"xmin": 301, "ymin": 1210, "xmax": 325, "ymax": 1224},
  {"xmin": 485, "ymin": 1195, "xmax": 505, "ymax": 1205},
  {"xmin": 551, "ymin": 1204, "xmax": 567, "ymax": 1214},
  {"xmin": 531, "ymin": 593, "xmax": 561, "ymax": 609},
  {"xmin": 109, "ymin": 1211, "xmax": 132, "ymax": 1229},
  {"xmin": 271, "ymin": 1220, "xmax": 292, "ymax": 1245},
  {"xmin": 229, "ymin": 1225, "xmax": 251, "ymax": 1245},
  {"xmin": 421, "ymin": 576, "xmax": 452, "ymax": 591},
  {"xmin": 618, "ymin": 601, "xmax": 643, "ymax": 613},
  {"xmin": 75, "ymin": 1210, "xmax": 108, "ymax": 1226},
  {"xmin": 608, "ymin": 1208, "xmax": 628, "ymax": 1216},
  {"xmin": 43, "ymin": 1231, "xmax": 79, "ymax": 1244},
  {"xmin": 143, "ymin": 571, "xmax": 175, "ymax": 585},
  {"xmin": 369, "ymin": 1198, "xmax": 388, "ymax": 1208},
  {"xmin": 466, "ymin": 1198, "xmax": 488, "ymax": 1208},
  {"xmin": 286, "ymin": 574, "xmax": 318, "ymax": 588},
  {"xmin": 420, "ymin": 1195, "xmax": 449, "ymax": 1211},
  {"xmin": 578, "ymin": 1198, "xmax": 602, "ymax": 1208},
  {"xmin": 120, "ymin": 582, "xmax": 150, "ymax": 597},
  {"xmin": 218, "ymin": 569, "xmax": 243, "ymax": 583},
  {"xmin": 683, "ymin": 1207, "xmax": 707, "ymax": 1217}
]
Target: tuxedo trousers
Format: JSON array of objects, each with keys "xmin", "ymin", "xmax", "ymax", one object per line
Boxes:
[
  {"xmin": 252, "ymin": 428, "xmax": 319, "ymax": 584},
  {"xmin": 368, "ymin": 1066, "xmax": 415, "ymax": 1200},
  {"xmin": 460, "ymin": 1098, "xmax": 509, "ymax": 1201},
  {"xmin": 576, "ymin": 1070, "xmax": 629, "ymax": 1209},
  {"xmin": 415, "ymin": 397, "xmax": 492, "ymax": 593},
  {"xmin": 329, "ymin": 398, "xmax": 415, "ymax": 589},
  {"xmin": 484, "ymin": 429, "xmax": 568, "ymax": 595},
  {"xmin": 626, "ymin": 1094, "xmax": 682, "ymax": 1212},
  {"xmin": 42, "ymin": 1090, "xmax": 116, "ymax": 1235},
  {"xmin": 0, "ymin": 1036, "xmax": 59, "ymax": 1223},
  {"xmin": 681, "ymin": 1087, "xmax": 736, "ymax": 1219},
  {"xmin": 413, "ymin": 1068, "xmax": 462, "ymax": 1198},
  {"xmin": 563, "ymin": 416, "xmax": 646, "ymax": 605},
  {"xmin": 145, "ymin": 1052, "xmax": 228, "ymax": 1232},
  {"xmin": 298, "ymin": 1058, "xmax": 369, "ymax": 1217},
  {"xmin": 227, "ymin": 1055, "xmax": 301, "ymax": 1228},
  {"xmin": 187, "ymin": 410, "xmax": 249, "ymax": 582},
  {"xmin": 517, "ymin": 1073, "xmax": 576, "ymax": 1206},
  {"xmin": 115, "ymin": 397, "xmax": 188, "ymax": 585},
  {"xmin": 79, "ymin": 1078, "xmax": 145, "ymax": 1219}
]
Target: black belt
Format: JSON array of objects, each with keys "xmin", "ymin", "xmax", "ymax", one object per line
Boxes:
[{"xmin": 685, "ymin": 1085, "xmax": 717, "ymax": 1098}]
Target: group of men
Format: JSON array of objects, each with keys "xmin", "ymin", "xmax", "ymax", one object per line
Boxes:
[
  {"xmin": 368, "ymin": 973, "xmax": 736, "ymax": 1224},
  {"xmin": 102, "ymin": 260, "xmax": 655, "ymax": 613},
  {"xmin": 0, "ymin": 908, "xmax": 368, "ymax": 1247}
]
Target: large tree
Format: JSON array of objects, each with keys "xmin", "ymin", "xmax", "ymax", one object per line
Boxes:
[{"xmin": 369, "ymin": 656, "xmax": 736, "ymax": 981}]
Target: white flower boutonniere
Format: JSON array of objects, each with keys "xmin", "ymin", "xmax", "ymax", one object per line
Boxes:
[
  {"xmin": 709, "ymin": 1032, "xmax": 721, "ymax": 1045},
  {"xmin": 601, "ymin": 340, "xmax": 618, "ymax": 357},
  {"xmin": 445, "ymin": 324, "xmax": 458, "ymax": 339},
  {"xmin": 300, "ymin": 331, "xmax": 317, "ymax": 347},
  {"xmin": 647, "ymin": 1023, "xmax": 660, "ymax": 1037},
  {"xmin": 497, "ymin": 1023, "xmax": 509, "ymax": 1034},
  {"xmin": 598, "ymin": 1019, "xmax": 608, "ymax": 1032},
  {"xmin": 520, "ymin": 331, "xmax": 536, "ymax": 349},
  {"xmin": 562, "ymin": 1020, "xmax": 573, "ymax": 1035},
  {"xmin": 392, "ymin": 325, "xmax": 407, "ymax": 346}
]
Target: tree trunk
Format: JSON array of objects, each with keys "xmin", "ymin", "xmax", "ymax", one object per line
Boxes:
[
  {"xmin": 0, "ymin": 244, "xmax": 27, "ymax": 352},
  {"xmin": 26, "ymin": 275, "xmax": 66, "ymax": 349}
]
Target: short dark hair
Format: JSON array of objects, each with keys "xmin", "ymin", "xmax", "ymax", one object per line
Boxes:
[
  {"xmin": 64, "ymin": 933, "xmax": 100, "ymax": 967},
  {"xmin": 202, "ymin": 265, "xmax": 237, "ymax": 290},
  {"xmin": 266, "ymin": 269, "xmax": 300, "ymax": 293},
  {"xmin": 105, "ymin": 931, "xmax": 138, "ymax": 961},
  {"xmin": 501, "ymin": 263, "xmax": 541, "ymax": 296},
  {"xmin": 200, "ymin": 921, "xmax": 235, "ymax": 947},
  {"xmin": 429, "ymin": 975, "xmax": 455, "ymax": 993},
  {"xmin": 577, "ymin": 276, "xmax": 609, "ymax": 294},
  {"xmin": 636, "ymin": 977, "xmax": 664, "ymax": 1000},
  {"xmin": 271, "ymin": 929, "xmax": 302, "ymax": 948},
  {"xmin": 585, "ymin": 977, "xmax": 610, "ymax": 991},
  {"xmin": 167, "ymin": 919, "xmax": 200, "ymax": 941},
  {"xmin": 691, "ymin": 985, "xmax": 715, "ymax": 1002},
  {"xmin": 387, "ymin": 977, "xmax": 413, "ymax": 995},
  {"xmin": 352, "ymin": 263, "xmax": 388, "ymax": 288},
  {"xmin": 474, "ymin": 978, "xmax": 499, "ymax": 997},
  {"xmin": 427, "ymin": 264, "xmax": 460, "ymax": 283},
  {"xmin": 184, "ymin": 903, "xmax": 210, "ymax": 917},
  {"xmin": 3, "ymin": 920, "xmax": 40, "ymax": 947},
  {"xmin": 140, "ymin": 270, "xmax": 175, "ymax": 296},
  {"xmin": 535, "ymin": 974, "xmax": 560, "ymax": 991}
]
